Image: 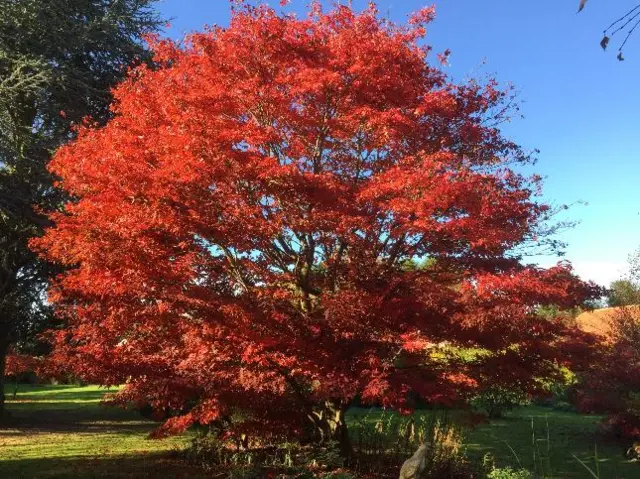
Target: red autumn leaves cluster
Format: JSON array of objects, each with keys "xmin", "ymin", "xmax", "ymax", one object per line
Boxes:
[
  {"xmin": 33, "ymin": 2, "xmax": 599, "ymax": 441},
  {"xmin": 5, "ymin": 352, "xmax": 39, "ymax": 378}
]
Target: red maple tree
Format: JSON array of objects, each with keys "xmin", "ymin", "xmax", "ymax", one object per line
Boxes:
[
  {"xmin": 4, "ymin": 351, "xmax": 39, "ymax": 378},
  {"xmin": 34, "ymin": 2, "xmax": 597, "ymax": 454}
]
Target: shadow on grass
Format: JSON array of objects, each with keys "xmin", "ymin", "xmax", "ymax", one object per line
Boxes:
[
  {"xmin": 0, "ymin": 452, "xmax": 207, "ymax": 479},
  {"xmin": 0, "ymin": 399, "xmax": 161, "ymax": 436},
  {"xmin": 0, "ymin": 415, "xmax": 155, "ymax": 435},
  {"xmin": 2, "ymin": 391, "xmax": 154, "ymax": 435}
]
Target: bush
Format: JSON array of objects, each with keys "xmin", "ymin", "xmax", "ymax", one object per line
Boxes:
[
  {"xmin": 183, "ymin": 411, "xmax": 479, "ymax": 478},
  {"xmin": 601, "ymin": 411, "xmax": 640, "ymax": 441},
  {"xmin": 535, "ymin": 369, "xmax": 578, "ymax": 412},
  {"xmin": 572, "ymin": 306, "xmax": 640, "ymax": 445},
  {"xmin": 184, "ymin": 434, "xmax": 346, "ymax": 477},
  {"xmin": 471, "ymin": 387, "xmax": 529, "ymax": 418}
]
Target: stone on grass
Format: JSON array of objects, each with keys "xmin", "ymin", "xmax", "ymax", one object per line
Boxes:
[{"xmin": 399, "ymin": 444, "xmax": 428, "ymax": 479}]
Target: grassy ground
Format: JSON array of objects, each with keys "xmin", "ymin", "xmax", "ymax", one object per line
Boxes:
[
  {"xmin": 0, "ymin": 384, "xmax": 199, "ymax": 479},
  {"xmin": 2, "ymin": 385, "xmax": 638, "ymax": 478},
  {"xmin": 466, "ymin": 406, "xmax": 638, "ymax": 478},
  {"xmin": 348, "ymin": 405, "xmax": 638, "ymax": 478}
]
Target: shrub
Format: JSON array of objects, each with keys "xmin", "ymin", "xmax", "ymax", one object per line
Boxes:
[
  {"xmin": 184, "ymin": 435, "xmax": 345, "ymax": 477},
  {"xmin": 601, "ymin": 411, "xmax": 640, "ymax": 441},
  {"xmin": 573, "ymin": 306, "xmax": 640, "ymax": 443},
  {"xmin": 482, "ymin": 453, "xmax": 533, "ymax": 479},
  {"xmin": 535, "ymin": 366, "xmax": 579, "ymax": 412},
  {"xmin": 184, "ymin": 410, "xmax": 478, "ymax": 478},
  {"xmin": 471, "ymin": 386, "xmax": 529, "ymax": 418}
]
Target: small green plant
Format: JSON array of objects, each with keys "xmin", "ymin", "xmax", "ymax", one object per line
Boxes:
[
  {"xmin": 482, "ymin": 453, "xmax": 532, "ymax": 478},
  {"xmin": 486, "ymin": 467, "xmax": 533, "ymax": 479}
]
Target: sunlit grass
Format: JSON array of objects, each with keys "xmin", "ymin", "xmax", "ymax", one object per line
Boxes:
[
  {"xmin": 2, "ymin": 385, "xmax": 639, "ymax": 478},
  {"xmin": 0, "ymin": 384, "xmax": 198, "ymax": 478}
]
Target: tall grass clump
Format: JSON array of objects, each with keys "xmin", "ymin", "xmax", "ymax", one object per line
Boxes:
[{"xmin": 348, "ymin": 409, "xmax": 476, "ymax": 477}]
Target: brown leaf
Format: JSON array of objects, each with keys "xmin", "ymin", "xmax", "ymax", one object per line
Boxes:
[
  {"xmin": 600, "ymin": 35, "xmax": 610, "ymax": 50},
  {"xmin": 578, "ymin": 0, "xmax": 588, "ymax": 12}
]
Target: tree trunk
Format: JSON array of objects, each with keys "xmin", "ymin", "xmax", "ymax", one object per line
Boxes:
[
  {"xmin": 307, "ymin": 400, "xmax": 352, "ymax": 460},
  {"xmin": 0, "ymin": 332, "xmax": 8, "ymax": 420}
]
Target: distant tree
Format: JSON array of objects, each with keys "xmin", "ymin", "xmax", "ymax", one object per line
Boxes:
[
  {"xmin": 578, "ymin": 1, "xmax": 640, "ymax": 60},
  {"xmin": 573, "ymin": 306, "xmax": 640, "ymax": 443},
  {"xmin": 471, "ymin": 385, "xmax": 529, "ymax": 418},
  {"xmin": 0, "ymin": 0, "xmax": 162, "ymax": 419},
  {"xmin": 536, "ymin": 304, "xmax": 584, "ymax": 326},
  {"xmin": 35, "ymin": 2, "xmax": 600, "ymax": 457},
  {"xmin": 608, "ymin": 280, "xmax": 640, "ymax": 307},
  {"xmin": 573, "ymin": 252, "xmax": 640, "ymax": 445}
]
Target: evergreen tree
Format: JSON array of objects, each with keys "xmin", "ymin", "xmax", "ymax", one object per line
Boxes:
[{"xmin": 0, "ymin": 0, "xmax": 162, "ymax": 417}]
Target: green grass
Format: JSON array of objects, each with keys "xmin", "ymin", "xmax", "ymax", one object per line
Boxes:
[
  {"xmin": 2, "ymin": 385, "xmax": 638, "ymax": 478},
  {"xmin": 0, "ymin": 384, "xmax": 200, "ymax": 478},
  {"xmin": 347, "ymin": 405, "xmax": 638, "ymax": 478}
]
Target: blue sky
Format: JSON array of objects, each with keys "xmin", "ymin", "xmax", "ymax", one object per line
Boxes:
[{"xmin": 158, "ymin": 0, "xmax": 640, "ymax": 286}]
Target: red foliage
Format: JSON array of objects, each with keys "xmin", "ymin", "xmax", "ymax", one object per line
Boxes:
[
  {"xmin": 603, "ymin": 413, "xmax": 640, "ymax": 441},
  {"xmin": 5, "ymin": 352, "xmax": 39, "ymax": 377},
  {"xmin": 33, "ymin": 2, "xmax": 598, "ymax": 440},
  {"xmin": 573, "ymin": 306, "xmax": 640, "ymax": 440}
]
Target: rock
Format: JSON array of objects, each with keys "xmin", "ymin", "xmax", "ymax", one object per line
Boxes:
[{"xmin": 399, "ymin": 444, "xmax": 428, "ymax": 479}]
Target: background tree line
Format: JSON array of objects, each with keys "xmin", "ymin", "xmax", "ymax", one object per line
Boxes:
[{"xmin": 0, "ymin": 0, "xmax": 162, "ymax": 418}]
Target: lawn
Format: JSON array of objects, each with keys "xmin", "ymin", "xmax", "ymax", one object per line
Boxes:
[
  {"xmin": 466, "ymin": 406, "xmax": 637, "ymax": 478},
  {"xmin": 0, "ymin": 384, "xmax": 200, "ymax": 479},
  {"xmin": 347, "ymin": 405, "xmax": 639, "ymax": 478},
  {"xmin": 2, "ymin": 385, "xmax": 638, "ymax": 478}
]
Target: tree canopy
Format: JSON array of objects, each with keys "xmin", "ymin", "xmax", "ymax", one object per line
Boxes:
[
  {"xmin": 35, "ymin": 2, "xmax": 599, "ymax": 454},
  {"xmin": 0, "ymin": 0, "xmax": 162, "ymax": 417},
  {"xmin": 608, "ymin": 279, "xmax": 640, "ymax": 307}
]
